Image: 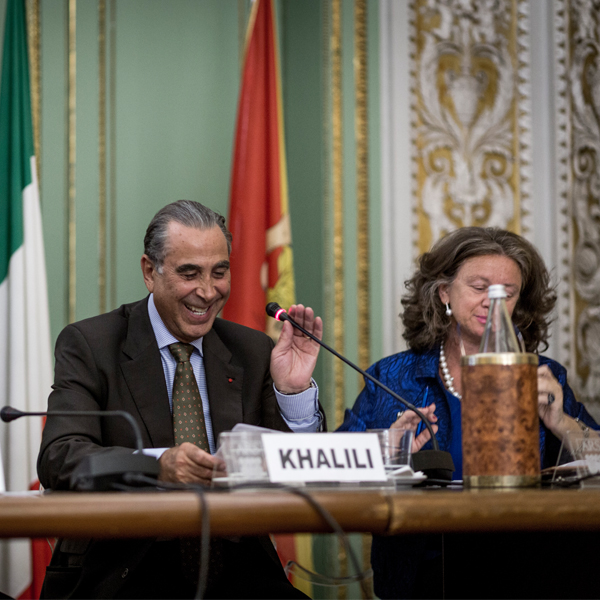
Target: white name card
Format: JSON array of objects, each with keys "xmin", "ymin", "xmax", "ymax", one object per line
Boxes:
[{"xmin": 262, "ymin": 432, "xmax": 387, "ymax": 483}]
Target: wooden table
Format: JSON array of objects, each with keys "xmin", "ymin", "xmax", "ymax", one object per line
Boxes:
[{"xmin": 2, "ymin": 487, "xmax": 600, "ymax": 539}]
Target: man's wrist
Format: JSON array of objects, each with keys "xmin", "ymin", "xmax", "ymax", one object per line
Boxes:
[
  {"xmin": 275, "ymin": 380, "xmax": 316, "ymax": 396},
  {"xmin": 275, "ymin": 379, "xmax": 321, "ymax": 432}
]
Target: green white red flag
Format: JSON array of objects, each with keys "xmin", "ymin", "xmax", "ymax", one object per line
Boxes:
[{"xmin": 0, "ymin": 0, "xmax": 52, "ymax": 596}]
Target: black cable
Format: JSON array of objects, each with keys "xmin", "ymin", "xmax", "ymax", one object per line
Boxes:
[
  {"xmin": 285, "ymin": 486, "xmax": 371, "ymax": 597},
  {"xmin": 418, "ymin": 478, "xmax": 461, "ymax": 487},
  {"xmin": 543, "ymin": 472, "xmax": 600, "ymax": 488},
  {"xmin": 120, "ymin": 473, "xmax": 210, "ymax": 600},
  {"xmin": 215, "ymin": 481, "xmax": 372, "ymax": 598},
  {"xmin": 284, "ymin": 559, "xmax": 372, "ymax": 587},
  {"xmin": 118, "ymin": 475, "xmax": 372, "ymax": 598}
]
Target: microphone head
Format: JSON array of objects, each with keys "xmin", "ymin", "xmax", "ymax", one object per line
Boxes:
[
  {"xmin": 266, "ymin": 302, "xmax": 287, "ymax": 321},
  {"xmin": 0, "ymin": 407, "xmax": 23, "ymax": 422}
]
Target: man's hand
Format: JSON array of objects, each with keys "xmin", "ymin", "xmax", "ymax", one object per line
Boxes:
[
  {"xmin": 270, "ymin": 304, "xmax": 323, "ymax": 394},
  {"xmin": 158, "ymin": 443, "xmax": 225, "ymax": 486}
]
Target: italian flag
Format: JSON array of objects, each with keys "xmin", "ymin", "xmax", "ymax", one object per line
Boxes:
[{"xmin": 0, "ymin": 0, "xmax": 53, "ymax": 597}]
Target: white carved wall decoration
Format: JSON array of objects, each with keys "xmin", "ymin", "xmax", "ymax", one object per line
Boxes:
[
  {"xmin": 555, "ymin": 0, "xmax": 600, "ymax": 411},
  {"xmin": 381, "ymin": 0, "xmax": 600, "ymax": 409},
  {"xmin": 409, "ymin": 0, "xmax": 533, "ymax": 253}
]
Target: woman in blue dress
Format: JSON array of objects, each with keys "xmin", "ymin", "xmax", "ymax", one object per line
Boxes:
[{"xmin": 338, "ymin": 227, "xmax": 599, "ymax": 598}]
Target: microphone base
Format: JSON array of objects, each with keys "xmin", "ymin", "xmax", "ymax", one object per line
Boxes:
[
  {"xmin": 71, "ymin": 453, "xmax": 160, "ymax": 491},
  {"xmin": 412, "ymin": 450, "xmax": 455, "ymax": 485}
]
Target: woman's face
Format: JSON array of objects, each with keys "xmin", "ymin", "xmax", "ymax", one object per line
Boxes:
[{"xmin": 438, "ymin": 254, "xmax": 523, "ymax": 347}]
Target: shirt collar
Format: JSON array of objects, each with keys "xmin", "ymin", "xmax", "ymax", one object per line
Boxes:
[{"xmin": 147, "ymin": 294, "xmax": 204, "ymax": 356}]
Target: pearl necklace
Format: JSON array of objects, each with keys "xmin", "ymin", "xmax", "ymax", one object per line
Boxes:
[{"xmin": 440, "ymin": 342, "xmax": 462, "ymax": 400}]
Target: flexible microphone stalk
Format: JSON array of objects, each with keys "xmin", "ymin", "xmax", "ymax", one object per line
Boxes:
[
  {"xmin": 266, "ymin": 302, "xmax": 455, "ymax": 481},
  {"xmin": 1, "ymin": 406, "xmax": 160, "ymax": 490},
  {"xmin": 1, "ymin": 407, "xmax": 145, "ymax": 451}
]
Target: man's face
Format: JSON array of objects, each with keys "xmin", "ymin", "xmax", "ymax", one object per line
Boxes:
[{"xmin": 141, "ymin": 222, "xmax": 231, "ymax": 342}]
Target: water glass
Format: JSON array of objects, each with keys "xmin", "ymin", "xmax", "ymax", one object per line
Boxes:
[
  {"xmin": 217, "ymin": 431, "xmax": 269, "ymax": 483},
  {"xmin": 367, "ymin": 428, "xmax": 413, "ymax": 468}
]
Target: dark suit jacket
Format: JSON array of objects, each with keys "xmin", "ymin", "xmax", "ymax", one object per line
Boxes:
[{"xmin": 37, "ymin": 297, "xmax": 295, "ymax": 598}]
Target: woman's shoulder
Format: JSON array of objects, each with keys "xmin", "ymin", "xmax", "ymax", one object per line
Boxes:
[
  {"xmin": 538, "ymin": 354, "xmax": 567, "ymax": 377},
  {"xmin": 370, "ymin": 348, "xmax": 421, "ymax": 367},
  {"xmin": 368, "ymin": 348, "xmax": 437, "ymax": 379}
]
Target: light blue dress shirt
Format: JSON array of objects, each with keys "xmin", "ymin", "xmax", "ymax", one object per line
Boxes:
[{"xmin": 147, "ymin": 294, "xmax": 320, "ymax": 455}]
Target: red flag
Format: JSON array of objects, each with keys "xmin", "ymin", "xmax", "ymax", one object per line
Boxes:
[
  {"xmin": 224, "ymin": 1, "xmax": 312, "ymax": 593},
  {"xmin": 224, "ymin": 0, "xmax": 295, "ymax": 338}
]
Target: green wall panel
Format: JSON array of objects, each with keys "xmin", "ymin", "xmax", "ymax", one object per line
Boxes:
[
  {"xmin": 342, "ymin": 0, "xmax": 359, "ymax": 409},
  {"xmin": 40, "ymin": 0, "xmax": 69, "ymax": 343},
  {"xmin": 76, "ymin": 1, "xmax": 100, "ymax": 322},
  {"xmin": 36, "ymin": 0, "xmax": 240, "ymax": 341},
  {"xmin": 113, "ymin": 0, "xmax": 239, "ymax": 307},
  {"xmin": 280, "ymin": 0, "xmax": 326, "ymax": 401}
]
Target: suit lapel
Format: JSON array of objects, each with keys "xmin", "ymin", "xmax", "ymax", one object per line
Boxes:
[
  {"xmin": 120, "ymin": 299, "xmax": 174, "ymax": 448},
  {"xmin": 202, "ymin": 327, "xmax": 244, "ymax": 444}
]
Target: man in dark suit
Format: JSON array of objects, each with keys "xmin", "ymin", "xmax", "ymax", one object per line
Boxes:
[{"xmin": 38, "ymin": 200, "xmax": 322, "ymax": 599}]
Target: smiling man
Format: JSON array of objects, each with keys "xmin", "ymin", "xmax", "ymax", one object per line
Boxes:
[
  {"xmin": 143, "ymin": 221, "xmax": 232, "ymax": 343},
  {"xmin": 37, "ymin": 200, "xmax": 322, "ymax": 599}
]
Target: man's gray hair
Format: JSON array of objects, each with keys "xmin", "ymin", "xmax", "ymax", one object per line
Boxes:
[{"xmin": 144, "ymin": 200, "xmax": 232, "ymax": 270}]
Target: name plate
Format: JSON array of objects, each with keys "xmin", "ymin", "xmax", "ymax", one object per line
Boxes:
[{"xmin": 262, "ymin": 432, "xmax": 387, "ymax": 483}]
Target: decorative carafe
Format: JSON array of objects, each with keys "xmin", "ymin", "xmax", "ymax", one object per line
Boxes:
[{"xmin": 461, "ymin": 285, "xmax": 540, "ymax": 487}]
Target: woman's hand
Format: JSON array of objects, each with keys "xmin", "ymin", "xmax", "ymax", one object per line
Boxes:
[
  {"xmin": 391, "ymin": 403, "xmax": 438, "ymax": 452},
  {"xmin": 537, "ymin": 365, "xmax": 566, "ymax": 435}
]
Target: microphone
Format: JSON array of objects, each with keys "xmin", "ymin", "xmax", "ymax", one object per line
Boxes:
[
  {"xmin": 266, "ymin": 302, "xmax": 455, "ymax": 482},
  {"xmin": 1, "ymin": 406, "xmax": 160, "ymax": 491}
]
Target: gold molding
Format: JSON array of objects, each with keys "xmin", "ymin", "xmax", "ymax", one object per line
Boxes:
[
  {"xmin": 99, "ymin": 0, "xmax": 107, "ymax": 314},
  {"xmin": 354, "ymin": 0, "xmax": 369, "ymax": 373},
  {"xmin": 322, "ymin": 0, "xmax": 334, "ymax": 423},
  {"xmin": 68, "ymin": 0, "xmax": 76, "ymax": 323},
  {"xmin": 27, "ymin": 0, "xmax": 41, "ymax": 186},
  {"xmin": 354, "ymin": 4, "xmax": 372, "ymax": 590},
  {"xmin": 354, "ymin": 6, "xmax": 373, "ymax": 592},
  {"xmin": 331, "ymin": 0, "xmax": 345, "ymax": 429}
]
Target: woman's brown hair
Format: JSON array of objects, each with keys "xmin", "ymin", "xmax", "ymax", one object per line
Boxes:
[{"xmin": 401, "ymin": 227, "xmax": 557, "ymax": 353}]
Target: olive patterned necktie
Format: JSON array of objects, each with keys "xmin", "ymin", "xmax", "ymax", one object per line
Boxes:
[
  {"xmin": 169, "ymin": 342, "xmax": 209, "ymax": 452},
  {"xmin": 169, "ymin": 342, "xmax": 215, "ymax": 588}
]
